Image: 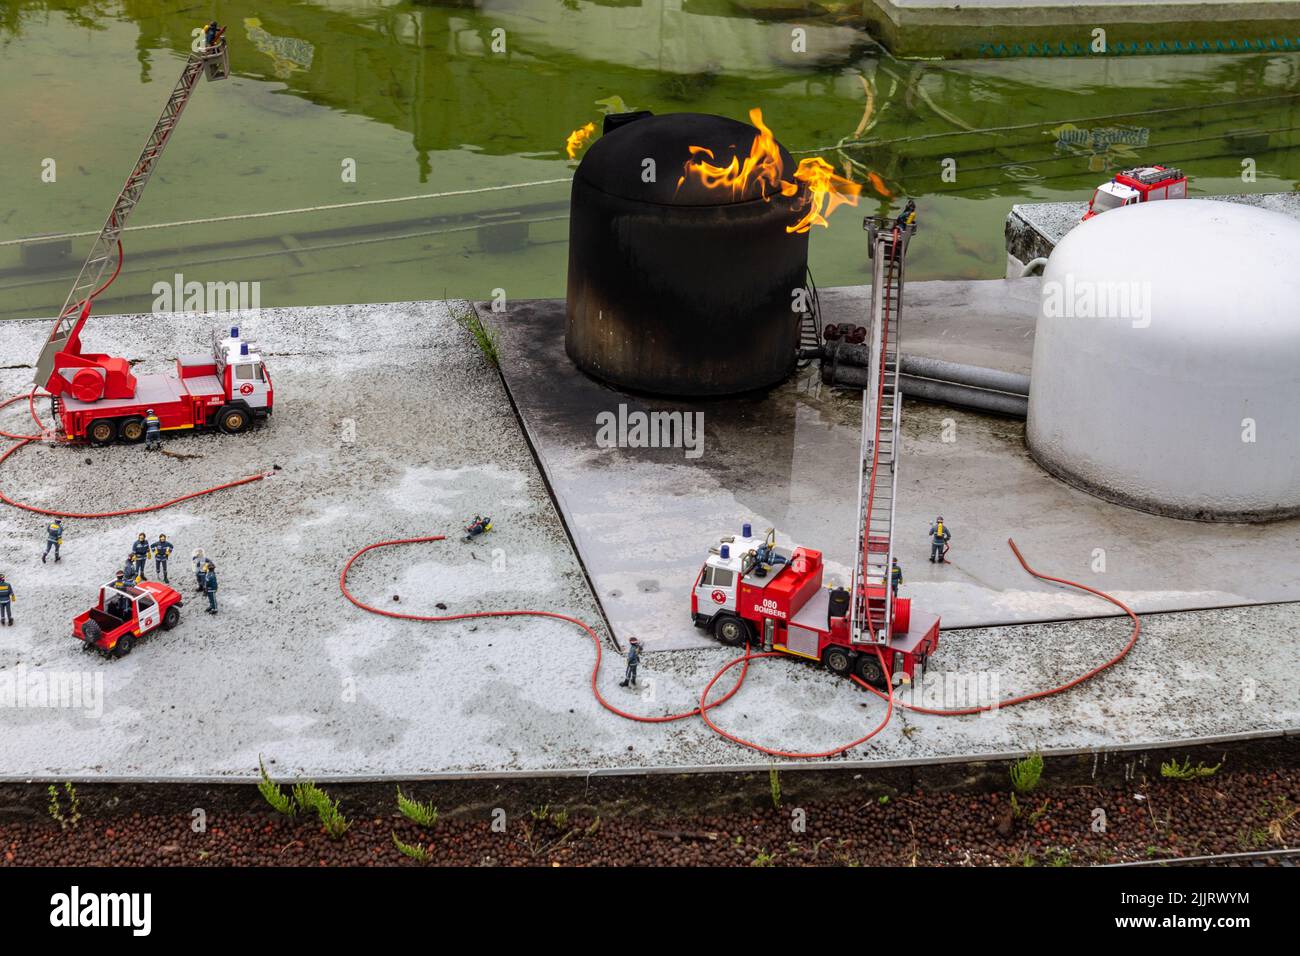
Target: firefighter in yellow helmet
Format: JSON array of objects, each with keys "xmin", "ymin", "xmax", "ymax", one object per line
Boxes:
[
  {"xmin": 929, "ymin": 516, "xmax": 950, "ymax": 564},
  {"xmin": 144, "ymin": 408, "xmax": 162, "ymax": 451}
]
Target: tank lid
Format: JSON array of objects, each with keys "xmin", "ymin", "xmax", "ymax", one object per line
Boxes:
[{"xmin": 575, "ymin": 112, "xmax": 797, "ymax": 207}]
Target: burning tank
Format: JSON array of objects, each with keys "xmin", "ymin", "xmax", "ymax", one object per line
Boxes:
[{"xmin": 565, "ymin": 110, "xmax": 855, "ymax": 396}]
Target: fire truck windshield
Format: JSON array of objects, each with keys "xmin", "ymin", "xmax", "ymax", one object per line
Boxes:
[{"xmin": 1092, "ymin": 188, "xmax": 1127, "ymax": 212}]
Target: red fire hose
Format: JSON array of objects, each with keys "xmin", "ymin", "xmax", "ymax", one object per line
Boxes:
[
  {"xmin": 339, "ymin": 534, "xmax": 752, "ymax": 724},
  {"xmin": 339, "ymin": 534, "xmax": 1142, "ymax": 759},
  {"xmin": 0, "ymin": 392, "xmax": 272, "ymax": 517}
]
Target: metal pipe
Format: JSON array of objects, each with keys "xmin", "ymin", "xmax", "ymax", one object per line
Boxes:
[
  {"xmin": 900, "ymin": 375, "xmax": 1028, "ymax": 418},
  {"xmin": 820, "ymin": 346, "xmax": 1031, "ymax": 395},
  {"xmin": 900, "ymin": 355, "xmax": 1030, "ymax": 396},
  {"xmin": 822, "ymin": 362, "xmax": 1028, "ymax": 417},
  {"xmin": 1021, "ymin": 256, "xmax": 1049, "ymax": 277}
]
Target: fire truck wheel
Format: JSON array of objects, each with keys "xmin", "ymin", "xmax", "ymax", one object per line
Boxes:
[
  {"xmin": 161, "ymin": 606, "xmax": 181, "ymax": 630},
  {"xmin": 113, "ymin": 634, "xmax": 135, "ymax": 658},
  {"xmin": 88, "ymin": 419, "xmax": 118, "ymax": 445},
  {"xmin": 712, "ymin": 614, "xmax": 750, "ymax": 647},
  {"xmin": 821, "ymin": 646, "xmax": 852, "ymax": 676},
  {"xmin": 855, "ymin": 653, "xmax": 886, "ymax": 688},
  {"xmin": 119, "ymin": 416, "xmax": 146, "ymax": 443},
  {"xmin": 216, "ymin": 405, "xmax": 250, "ymax": 434}
]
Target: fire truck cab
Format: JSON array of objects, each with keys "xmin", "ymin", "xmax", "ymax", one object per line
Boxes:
[
  {"xmin": 73, "ymin": 580, "xmax": 183, "ymax": 657},
  {"xmin": 692, "ymin": 523, "xmax": 940, "ymax": 687},
  {"xmin": 1083, "ymin": 165, "xmax": 1187, "ymax": 220}
]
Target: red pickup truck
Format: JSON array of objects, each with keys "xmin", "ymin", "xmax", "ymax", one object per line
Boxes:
[{"xmin": 74, "ymin": 581, "xmax": 184, "ymax": 657}]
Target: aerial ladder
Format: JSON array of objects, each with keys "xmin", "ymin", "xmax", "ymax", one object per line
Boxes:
[
  {"xmin": 33, "ymin": 32, "xmax": 230, "ymax": 403},
  {"xmin": 851, "ymin": 216, "xmax": 915, "ymax": 649}
]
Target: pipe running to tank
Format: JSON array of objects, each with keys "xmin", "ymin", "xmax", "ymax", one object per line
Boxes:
[{"xmin": 816, "ymin": 346, "xmax": 1031, "ymax": 417}]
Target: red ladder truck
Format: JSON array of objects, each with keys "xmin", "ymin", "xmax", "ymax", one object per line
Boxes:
[
  {"xmin": 691, "ymin": 215, "xmax": 940, "ymax": 688},
  {"xmin": 1082, "ymin": 165, "xmax": 1187, "ymax": 220},
  {"xmin": 31, "ymin": 32, "xmax": 273, "ymax": 445}
]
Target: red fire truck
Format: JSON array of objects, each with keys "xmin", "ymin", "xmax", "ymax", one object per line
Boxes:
[
  {"xmin": 690, "ymin": 216, "xmax": 940, "ymax": 689},
  {"xmin": 49, "ymin": 326, "xmax": 273, "ymax": 444},
  {"xmin": 1083, "ymin": 165, "xmax": 1187, "ymax": 220},
  {"xmin": 691, "ymin": 524, "xmax": 940, "ymax": 688},
  {"xmin": 29, "ymin": 34, "xmax": 272, "ymax": 444}
]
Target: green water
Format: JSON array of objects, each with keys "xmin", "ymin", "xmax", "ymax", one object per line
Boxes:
[{"xmin": 1, "ymin": 0, "xmax": 1298, "ymax": 322}]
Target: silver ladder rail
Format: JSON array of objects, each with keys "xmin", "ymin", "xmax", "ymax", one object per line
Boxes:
[
  {"xmin": 33, "ymin": 40, "xmax": 230, "ymax": 390},
  {"xmin": 850, "ymin": 217, "xmax": 913, "ymax": 646}
]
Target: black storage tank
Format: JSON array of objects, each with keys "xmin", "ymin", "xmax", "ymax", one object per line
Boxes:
[{"xmin": 566, "ymin": 112, "xmax": 809, "ymax": 396}]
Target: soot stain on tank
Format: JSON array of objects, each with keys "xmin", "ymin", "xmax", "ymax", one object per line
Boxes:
[{"xmin": 565, "ymin": 112, "xmax": 809, "ymax": 397}]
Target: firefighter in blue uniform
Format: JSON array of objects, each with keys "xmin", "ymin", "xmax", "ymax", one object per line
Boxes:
[
  {"xmin": 463, "ymin": 515, "xmax": 491, "ymax": 542},
  {"xmin": 131, "ymin": 533, "xmax": 151, "ymax": 581},
  {"xmin": 123, "ymin": 553, "xmax": 142, "ymax": 585},
  {"xmin": 890, "ymin": 557, "xmax": 903, "ymax": 597},
  {"xmin": 152, "ymin": 534, "xmax": 174, "ymax": 583},
  {"xmin": 895, "ymin": 199, "xmax": 917, "ymax": 230},
  {"xmin": 619, "ymin": 637, "xmax": 641, "ymax": 688},
  {"xmin": 203, "ymin": 561, "xmax": 219, "ymax": 614},
  {"xmin": 928, "ymin": 516, "xmax": 951, "ymax": 564},
  {"xmin": 42, "ymin": 518, "xmax": 65, "ymax": 563},
  {"xmin": 144, "ymin": 408, "xmax": 162, "ymax": 451},
  {"xmin": 0, "ymin": 574, "xmax": 14, "ymax": 626}
]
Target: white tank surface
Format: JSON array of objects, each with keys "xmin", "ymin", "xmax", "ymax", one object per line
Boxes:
[{"xmin": 1027, "ymin": 199, "xmax": 1300, "ymax": 522}]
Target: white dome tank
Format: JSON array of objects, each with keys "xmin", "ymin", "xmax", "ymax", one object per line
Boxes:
[{"xmin": 1026, "ymin": 199, "xmax": 1300, "ymax": 521}]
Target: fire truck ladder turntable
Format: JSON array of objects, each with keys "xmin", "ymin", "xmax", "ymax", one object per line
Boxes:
[
  {"xmin": 850, "ymin": 217, "xmax": 915, "ymax": 648},
  {"xmin": 32, "ymin": 39, "xmax": 231, "ymax": 400}
]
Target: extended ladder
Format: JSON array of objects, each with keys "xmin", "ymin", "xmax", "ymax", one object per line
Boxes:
[
  {"xmin": 33, "ymin": 39, "xmax": 230, "ymax": 390},
  {"xmin": 850, "ymin": 216, "xmax": 914, "ymax": 646}
]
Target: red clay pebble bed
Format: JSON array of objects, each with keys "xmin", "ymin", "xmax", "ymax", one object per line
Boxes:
[{"xmin": 3, "ymin": 769, "xmax": 1296, "ymax": 867}]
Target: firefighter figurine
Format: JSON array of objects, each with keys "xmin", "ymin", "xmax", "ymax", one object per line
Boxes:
[
  {"xmin": 619, "ymin": 637, "xmax": 642, "ymax": 689},
  {"xmin": 890, "ymin": 557, "xmax": 903, "ymax": 597},
  {"xmin": 895, "ymin": 199, "xmax": 917, "ymax": 230},
  {"xmin": 152, "ymin": 534, "xmax": 174, "ymax": 583},
  {"xmin": 203, "ymin": 561, "xmax": 219, "ymax": 615},
  {"xmin": 203, "ymin": 21, "xmax": 224, "ymax": 49},
  {"xmin": 463, "ymin": 514, "xmax": 492, "ymax": 543},
  {"xmin": 42, "ymin": 517, "xmax": 65, "ymax": 563},
  {"xmin": 928, "ymin": 516, "xmax": 951, "ymax": 564},
  {"xmin": 124, "ymin": 553, "xmax": 142, "ymax": 585},
  {"xmin": 0, "ymin": 573, "xmax": 14, "ymax": 626},
  {"xmin": 144, "ymin": 408, "xmax": 162, "ymax": 450},
  {"xmin": 192, "ymin": 548, "xmax": 207, "ymax": 594},
  {"xmin": 131, "ymin": 533, "xmax": 151, "ymax": 581}
]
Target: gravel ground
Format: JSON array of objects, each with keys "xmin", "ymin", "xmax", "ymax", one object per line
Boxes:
[
  {"xmin": 4, "ymin": 767, "xmax": 1296, "ymax": 866},
  {"xmin": 0, "ymin": 303, "xmax": 1295, "ymax": 780}
]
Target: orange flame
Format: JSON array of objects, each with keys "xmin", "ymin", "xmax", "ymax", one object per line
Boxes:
[
  {"xmin": 677, "ymin": 108, "xmax": 788, "ymax": 201},
  {"xmin": 866, "ymin": 171, "xmax": 893, "ymax": 198},
  {"xmin": 788, "ymin": 157, "xmax": 864, "ymax": 234},
  {"xmin": 677, "ymin": 108, "xmax": 865, "ymax": 234},
  {"xmin": 565, "ymin": 122, "xmax": 596, "ymax": 160}
]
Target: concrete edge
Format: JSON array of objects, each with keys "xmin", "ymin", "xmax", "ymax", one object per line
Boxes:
[{"xmin": 4, "ymin": 726, "xmax": 1293, "ymax": 786}]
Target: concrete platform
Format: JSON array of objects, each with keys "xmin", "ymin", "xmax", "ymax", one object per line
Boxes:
[
  {"xmin": 1, "ymin": 300, "xmax": 1296, "ymax": 781},
  {"xmin": 481, "ymin": 284, "xmax": 1300, "ymax": 653}
]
